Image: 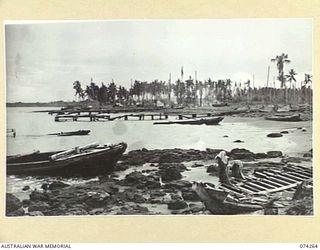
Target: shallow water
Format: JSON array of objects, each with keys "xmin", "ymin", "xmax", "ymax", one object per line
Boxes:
[
  {"xmin": 6, "ymin": 107, "xmax": 312, "ymax": 202},
  {"xmin": 7, "ymin": 107, "xmax": 312, "ymax": 155}
]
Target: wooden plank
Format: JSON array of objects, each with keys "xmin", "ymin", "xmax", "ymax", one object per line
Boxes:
[
  {"xmin": 272, "ymin": 174, "xmax": 298, "ymax": 184},
  {"xmin": 236, "ymin": 186, "xmax": 255, "ymax": 194},
  {"xmin": 250, "ymin": 180, "xmax": 275, "ymax": 190},
  {"xmin": 239, "ymin": 184, "xmax": 261, "ymax": 193},
  {"xmin": 285, "ymin": 171, "xmax": 312, "ymax": 179},
  {"xmin": 221, "ymin": 183, "xmax": 246, "ymax": 194},
  {"xmin": 253, "ymin": 179, "xmax": 277, "ymax": 189},
  {"xmin": 219, "ymin": 186, "xmax": 246, "ymax": 198},
  {"xmin": 289, "ymin": 168, "xmax": 313, "ymax": 177},
  {"xmin": 257, "ymin": 179, "xmax": 282, "ymax": 188},
  {"xmin": 265, "ymin": 176, "xmax": 293, "ymax": 186},
  {"xmin": 281, "ymin": 172, "xmax": 306, "ymax": 182},
  {"xmin": 253, "ymin": 171, "xmax": 268, "ymax": 178},
  {"xmin": 284, "ymin": 165, "xmax": 312, "ymax": 175},
  {"xmin": 256, "ymin": 182, "xmax": 301, "ymax": 195},
  {"xmin": 242, "ymin": 182, "xmax": 267, "ymax": 191}
]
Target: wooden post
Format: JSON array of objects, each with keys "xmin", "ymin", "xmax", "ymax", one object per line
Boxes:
[
  {"xmin": 159, "ymin": 113, "xmax": 162, "ymax": 120},
  {"xmin": 124, "ymin": 115, "xmax": 128, "ymax": 120},
  {"xmin": 151, "ymin": 115, "xmax": 154, "ymax": 120},
  {"xmin": 139, "ymin": 115, "xmax": 142, "ymax": 120}
]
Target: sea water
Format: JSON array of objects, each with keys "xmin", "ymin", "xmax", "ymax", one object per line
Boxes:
[{"xmin": 6, "ymin": 107, "xmax": 313, "ymax": 199}]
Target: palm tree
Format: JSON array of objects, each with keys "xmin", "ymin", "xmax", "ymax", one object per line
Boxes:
[
  {"xmin": 108, "ymin": 81, "xmax": 117, "ymax": 105},
  {"xmin": 304, "ymin": 74, "xmax": 312, "ymax": 86},
  {"xmin": 271, "ymin": 53, "xmax": 291, "ymax": 88},
  {"xmin": 73, "ymin": 80, "xmax": 84, "ymax": 101},
  {"xmin": 285, "ymin": 69, "xmax": 297, "ymax": 104},
  {"xmin": 285, "ymin": 69, "xmax": 297, "ymax": 89}
]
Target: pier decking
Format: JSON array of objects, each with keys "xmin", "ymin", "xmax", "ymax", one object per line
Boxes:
[{"xmin": 52, "ymin": 110, "xmax": 215, "ymax": 122}]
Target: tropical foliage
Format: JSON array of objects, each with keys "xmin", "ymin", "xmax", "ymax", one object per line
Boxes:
[{"xmin": 73, "ymin": 54, "xmax": 312, "ymax": 106}]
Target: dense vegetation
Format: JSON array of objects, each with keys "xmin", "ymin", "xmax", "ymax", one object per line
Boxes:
[{"xmin": 73, "ymin": 54, "xmax": 312, "ymax": 107}]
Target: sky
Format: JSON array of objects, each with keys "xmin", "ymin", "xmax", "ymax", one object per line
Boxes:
[{"xmin": 5, "ymin": 19, "xmax": 312, "ymax": 102}]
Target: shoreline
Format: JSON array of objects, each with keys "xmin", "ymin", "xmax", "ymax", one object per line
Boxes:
[{"xmin": 6, "ymin": 146, "xmax": 313, "ymax": 216}]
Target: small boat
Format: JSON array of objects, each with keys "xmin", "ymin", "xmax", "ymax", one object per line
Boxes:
[
  {"xmin": 212, "ymin": 102, "xmax": 228, "ymax": 107},
  {"xmin": 48, "ymin": 130, "xmax": 91, "ymax": 136},
  {"xmin": 7, "ymin": 142, "xmax": 127, "ymax": 177},
  {"xmin": 265, "ymin": 114, "xmax": 302, "ymax": 122},
  {"xmin": 153, "ymin": 116, "xmax": 224, "ymax": 125}
]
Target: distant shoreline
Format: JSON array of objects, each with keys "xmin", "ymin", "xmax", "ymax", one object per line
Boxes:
[{"xmin": 6, "ymin": 101, "xmax": 78, "ymax": 108}]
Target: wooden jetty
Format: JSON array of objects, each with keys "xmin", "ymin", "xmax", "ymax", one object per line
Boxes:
[
  {"xmin": 53, "ymin": 111, "xmax": 218, "ymax": 122},
  {"xmin": 54, "ymin": 112, "xmax": 170, "ymax": 122}
]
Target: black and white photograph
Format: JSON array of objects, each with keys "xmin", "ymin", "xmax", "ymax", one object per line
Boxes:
[{"xmin": 5, "ymin": 19, "xmax": 313, "ymax": 217}]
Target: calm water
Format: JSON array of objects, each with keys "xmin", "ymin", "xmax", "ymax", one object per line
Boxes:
[
  {"xmin": 7, "ymin": 107, "xmax": 312, "ymax": 155},
  {"xmin": 6, "ymin": 107, "xmax": 312, "ymax": 200}
]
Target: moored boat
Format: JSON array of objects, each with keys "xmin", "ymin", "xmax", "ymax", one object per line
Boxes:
[
  {"xmin": 212, "ymin": 102, "xmax": 228, "ymax": 107},
  {"xmin": 48, "ymin": 130, "xmax": 91, "ymax": 136},
  {"xmin": 265, "ymin": 114, "xmax": 302, "ymax": 122},
  {"xmin": 153, "ymin": 116, "xmax": 224, "ymax": 125},
  {"xmin": 7, "ymin": 142, "xmax": 127, "ymax": 177}
]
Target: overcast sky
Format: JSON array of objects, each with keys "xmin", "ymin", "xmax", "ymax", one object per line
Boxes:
[{"xmin": 5, "ymin": 19, "xmax": 312, "ymax": 102}]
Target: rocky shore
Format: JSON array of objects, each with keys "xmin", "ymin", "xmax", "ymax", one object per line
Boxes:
[{"xmin": 6, "ymin": 146, "xmax": 313, "ymax": 216}]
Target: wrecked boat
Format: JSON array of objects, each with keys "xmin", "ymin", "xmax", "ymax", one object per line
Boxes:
[
  {"xmin": 194, "ymin": 151, "xmax": 313, "ymax": 214},
  {"xmin": 7, "ymin": 142, "xmax": 127, "ymax": 177}
]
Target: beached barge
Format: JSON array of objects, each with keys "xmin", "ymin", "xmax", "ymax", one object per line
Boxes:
[{"xmin": 7, "ymin": 142, "xmax": 127, "ymax": 177}]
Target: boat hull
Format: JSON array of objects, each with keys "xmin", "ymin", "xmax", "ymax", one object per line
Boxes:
[
  {"xmin": 194, "ymin": 183, "xmax": 264, "ymax": 215},
  {"xmin": 58, "ymin": 130, "xmax": 91, "ymax": 136},
  {"xmin": 154, "ymin": 116, "xmax": 224, "ymax": 125},
  {"xmin": 265, "ymin": 114, "xmax": 302, "ymax": 122},
  {"xmin": 7, "ymin": 143, "xmax": 127, "ymax": 177}
]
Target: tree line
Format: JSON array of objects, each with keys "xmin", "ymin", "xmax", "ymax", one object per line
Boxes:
[{"xmin": 73, "ymin": 53, "xmax": 312, "ymax": 107}]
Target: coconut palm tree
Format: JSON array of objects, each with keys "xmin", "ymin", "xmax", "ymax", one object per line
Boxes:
[
  {"xmin": 285, "ymin": 69, "xmax": 297, "ymax": 104},
  {"xmin": 73, "ymin": 80, "xmax": 84, "ymax": 101},
  {"xmin": 304, "ymin": 74, "xmax": 312, "ymax": 86},
  {"xmin": 285, "ymin": 69, "xmax": 297, "ymax": 89},
  {"xmin": 271, "ymin": 53, "xmax": 291, "ymax": 88}
]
